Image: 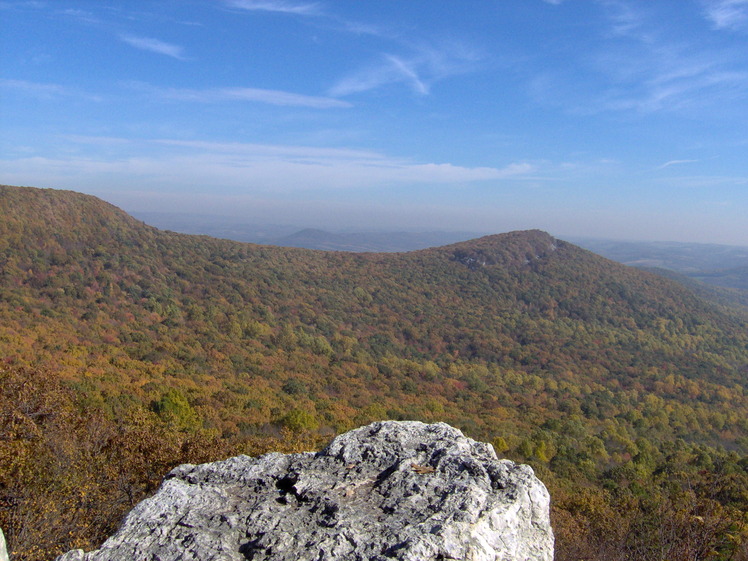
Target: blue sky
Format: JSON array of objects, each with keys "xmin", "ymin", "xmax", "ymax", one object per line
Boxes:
[{"xmin": 1, "ymin": 0, "xmax": 747, "ymax": 244}]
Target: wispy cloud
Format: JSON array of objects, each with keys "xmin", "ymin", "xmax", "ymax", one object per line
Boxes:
[
  {"xmin": 339, "ymin": 20, "xmax": 389, "ymax": 37},
  {"xmin": 0, "ymin": 1, "xmax": 45, "ymax": 9},
  {"xmin": 226, "ymin": 0, "xmax": 389, "ymax": 38},
  {"xmin": 603, "ymin": 0, "xmax": 651, "ymax": 39},
  {"xmin": 329, "ymin": 42, "xmax": 480, "ymax": 97},
  {"xmin": 153, "ymin": 139, "xmax": 382, "ymax": 160},
  {"xmin": 330, "ymin": 55, "xmax": 426, "ymax": 96},
  {"xmin": 0, "ymin": 78, "xmax": 101, "ymax": 101},
  {"xmin": 603, "ymin": 63, "xmax": 748, "ymax": 113},
  {"xmin": 658, "ymin": 159, "xmax": 699, "ymax": 169},
  {"xmin": 532, "ymin": 3, "xmax": 748, "ymax": 115},
  {"xmin": 385, "ymin": 55, "xmax": 429, "ymax": 95},
  {"xmin": 127, "ymin": 82, "xmax": 350, "ymax": 108},
  {"xmin": 223, "ymin": 0, "xmax": 321, "ymax": 16},
  {"xmin": 0, "ymin": 138, "xmax": 533, "ymax": 194},
  {"xmin": 703, "ymin": 0, "xmax": 748, "ymax": 30},
  {"xmin": 146, "ymin": 139, "xmax": 531, "ymax": 186},
  {"xmin": 119, "ymin": 34, "xmax": 186, "ymax": 59},
  {"xmin": 60, "ymin": 8, "xmax": 101, "ymax": 25},
  {"xmin": 1, "ymin": 78, "xmax": 69, "ymax": 98}
]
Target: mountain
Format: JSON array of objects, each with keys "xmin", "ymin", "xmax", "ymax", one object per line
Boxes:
[
  {"xmin": 692, "ymin": 264, "xmax": 748, "ymax": 291},
  {"xmin": 130, "ymin": 211, "xmax": 483, "ymax": 251},
  {"xmin": 132, "ymin": 213, "xmax": 748, "ymax": 312},
  {"xmin": 267, "ymin": 228, "xmax": 485, "ymax": 252},
  {"xmin": 131, "ymin": 212, "xmax": 748, "ymax": 310},
  {"xmin": 1, "ymin": 185, "xmax": 747, "ymax": 560},
  {"xmin": 130, "ymin": 211, "xmax": 300, "ymax": 243},
  {"xmin": 636, "ymin": 265, "xmax": 748, "ymax": 310},
  {"xmin": 572, "ymin": 238, "xmax": 748, "ymax": 306}
]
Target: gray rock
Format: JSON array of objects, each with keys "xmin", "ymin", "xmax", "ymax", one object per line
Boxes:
[
  {"xmin": 56, "ymin": 421, "xmax": 553, "ymax": 561},
  {"xmin": 0, "ymin": 527, "xmax": 8, "ymax": 561}
]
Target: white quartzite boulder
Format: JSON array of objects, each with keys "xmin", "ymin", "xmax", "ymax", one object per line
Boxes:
[
  {"xmin": 0, "ymin": 527, "xmax": 8, "ymax": 561},
  {"xmin": 57, "ymin": 421, "xmax": 553, "ymax": 561}
]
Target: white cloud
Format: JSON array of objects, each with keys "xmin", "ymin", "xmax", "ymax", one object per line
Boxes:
[
  {"xmin": 385, "ymin": 55, "xmax": 429, "ymax": 95},
  {"xmin": 0, "ymin": 78, "xmax": 69, "ymax": 98},
  {"xmin": 60, "ymin": 8, "xmax": 100, "ymax": 25},
  {"xmin": 658, "ymin": 159, "xmax": 699, "ymax": 169},
  {"xmin": 615, "ymin": 57, "xmax": 747, "ymax": 113},
  {"xmin": 0, "ymin": 138, "xmax": 533, "ymax": 195},
  {"xmin": 0, "ymin": 78, "xmax": 102, "ymax": 101},
  {"xmin": 144, "ymin": 139, "xmax": 532, "ymax": 188},
  {"xmin": 126, "ymin": 82, "xmax": 351, "ymax": 108},
  {"xmin": 223, "ymin": 0, "xmax": 321, "ymax": 15},
  {"xmin": 331, "ymin": 55, "xmax": 429, "ymax": 97},
  {"xmin": 153, "ymin": 139, "xmax": 382, "ymax": 160},
  {"xmin": 603, "ymin": 0, "xmax": 650, "ymax": 39},
  {"xmin": 340, "ymin": 20, "xmax": 389, "ymax": 37},
  {"xmin": 119, "ymin": 34, "xmax": 186, "ymax": 59},
  {"xmin": 329, "ymin": 42, "xmax": 480, "ymax": 97},
  {"xmin": 703, "ymin": 0, "xmax": 748, "ymax": 30},
  {"xmin": 532, "ymin": 3, "xmax": 748, "ymax": 116}
]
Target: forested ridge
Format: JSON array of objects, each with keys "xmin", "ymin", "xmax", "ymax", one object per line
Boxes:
[{"xmin": 1, "ymin": 185, "xmax": 747, "ymax": 560}]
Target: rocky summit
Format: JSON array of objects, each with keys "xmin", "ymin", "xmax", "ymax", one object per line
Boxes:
[{"xmin": 56, "ymin": 421, "xmax": 553, "ymax": 561}]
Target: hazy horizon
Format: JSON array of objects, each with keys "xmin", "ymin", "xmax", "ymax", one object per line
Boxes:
[
  {"xmin": 2, "ymin": 1, "xmax": 748, "ymax": 245},
  {"xmin": 129, "ymin": 207, "xmax": 748, "ymax": 249}
]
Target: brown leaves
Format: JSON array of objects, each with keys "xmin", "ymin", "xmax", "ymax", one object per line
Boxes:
[
  {"xmin": 410, "ymin": 463, "xmax": 435, "ymax": 475},
  {"xmin": 0, "ymin": 365, "xmax": 234, "ymax": 561}
]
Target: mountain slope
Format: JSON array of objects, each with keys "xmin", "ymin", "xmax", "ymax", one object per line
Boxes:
[
  {"xmin": 1, "ymin": 185, "xmax": 747, "ymax": 560},
  {"xmin": 571, "ymin": 237, "xmax": 748, "ymax": 310},
  {"xmin": 2, "ymin": 185, "xmax": 747, "ymax": 437}
]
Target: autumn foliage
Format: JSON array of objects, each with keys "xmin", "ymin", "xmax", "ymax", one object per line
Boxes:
[{"xmin": 1, "ymin": 185, "xmax": 747, "ymax": 560}]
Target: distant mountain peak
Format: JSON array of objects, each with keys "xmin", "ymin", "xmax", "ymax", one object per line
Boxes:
[{"xmin": 443, "ymin": 230, "xmax": 561, "ymax": 270}]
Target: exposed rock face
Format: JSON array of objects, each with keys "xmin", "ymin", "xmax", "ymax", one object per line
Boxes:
[
  {"xmin": 57, "ymin": 421, "xmax": 553, "ymax": 561},
  {"xmin": 0, "ymin": 527, "xmax": 8, "ymax": 561}
]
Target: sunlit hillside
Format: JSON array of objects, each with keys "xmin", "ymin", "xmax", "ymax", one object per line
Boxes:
[{"xmin": 1, "ymin": 185, "xmax": 747, "ymax": 560}]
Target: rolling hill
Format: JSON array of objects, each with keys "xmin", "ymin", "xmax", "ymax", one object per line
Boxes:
[
  {"xmin": 573, "ymin": 237, "xmax": 748, "ymax": 309},
  {"xmin": 1, "ymin": 185, "xmax": 747, "ymax": 560},
  {"xmin": 130, "ymin": 211, "xmax": 483, "ymax": 251}
]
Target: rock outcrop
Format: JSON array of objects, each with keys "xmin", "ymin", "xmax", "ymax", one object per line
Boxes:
[
  {"xmin": 0, "ymin": 527, "xmax": 8, "ymax": 561},
  {"xmin": 57, "ymin": 421, "xmax": 553, "ymax": 561}
]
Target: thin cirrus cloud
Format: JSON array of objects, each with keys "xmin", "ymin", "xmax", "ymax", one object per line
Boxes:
[
  {"xmin": 703, "ymin": 0, "xmax": 748, "ymax": 30},
  {"xmin": 533, "ymin": 3, "xmax": 748, "ymax": 115},
  {"xmin": 330, "ymin": 55, "xmax": 427, "ymax": 96},
  {"xmin": 224, "ymin": 1, "xmax": 476, "ymax": 97},
  {"xmin": 1, "ymin": 138, "xmax": 533, "ymax": 193},
  {"xmin": 127, "ymin": 82, "xmax": 351, "ymax": 108},
  {"xmin": 1, "ymin": 78, "xmax": 73, "ymax": 98},
  {"xmin": 119, "ymin": 34, "xmax": 186, "ymax": 59},
  {"xmin": 0, "ymin": 78, "xmax": 102, "ymax": 102},
  {"xmin": 603, "ymin": 66, "xmax": 748, "ymax": 114},
  {"xmin": 59, "ymin": 8, "xmax": 101, "ymax": 25},
  {"xmin": 223, "ymin": 0, "xmax": 321, "ymax": 16},
  {"xmin": 148, "ymin": 139, "xmax": 532, "ymax": 186},
  {"xmin": 658, "ymin": 159, "xmax": 699, "ymax": 169},
  {"xmin": 329, "ymin": 43, "xmax": 479, "ymax": 97}
]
